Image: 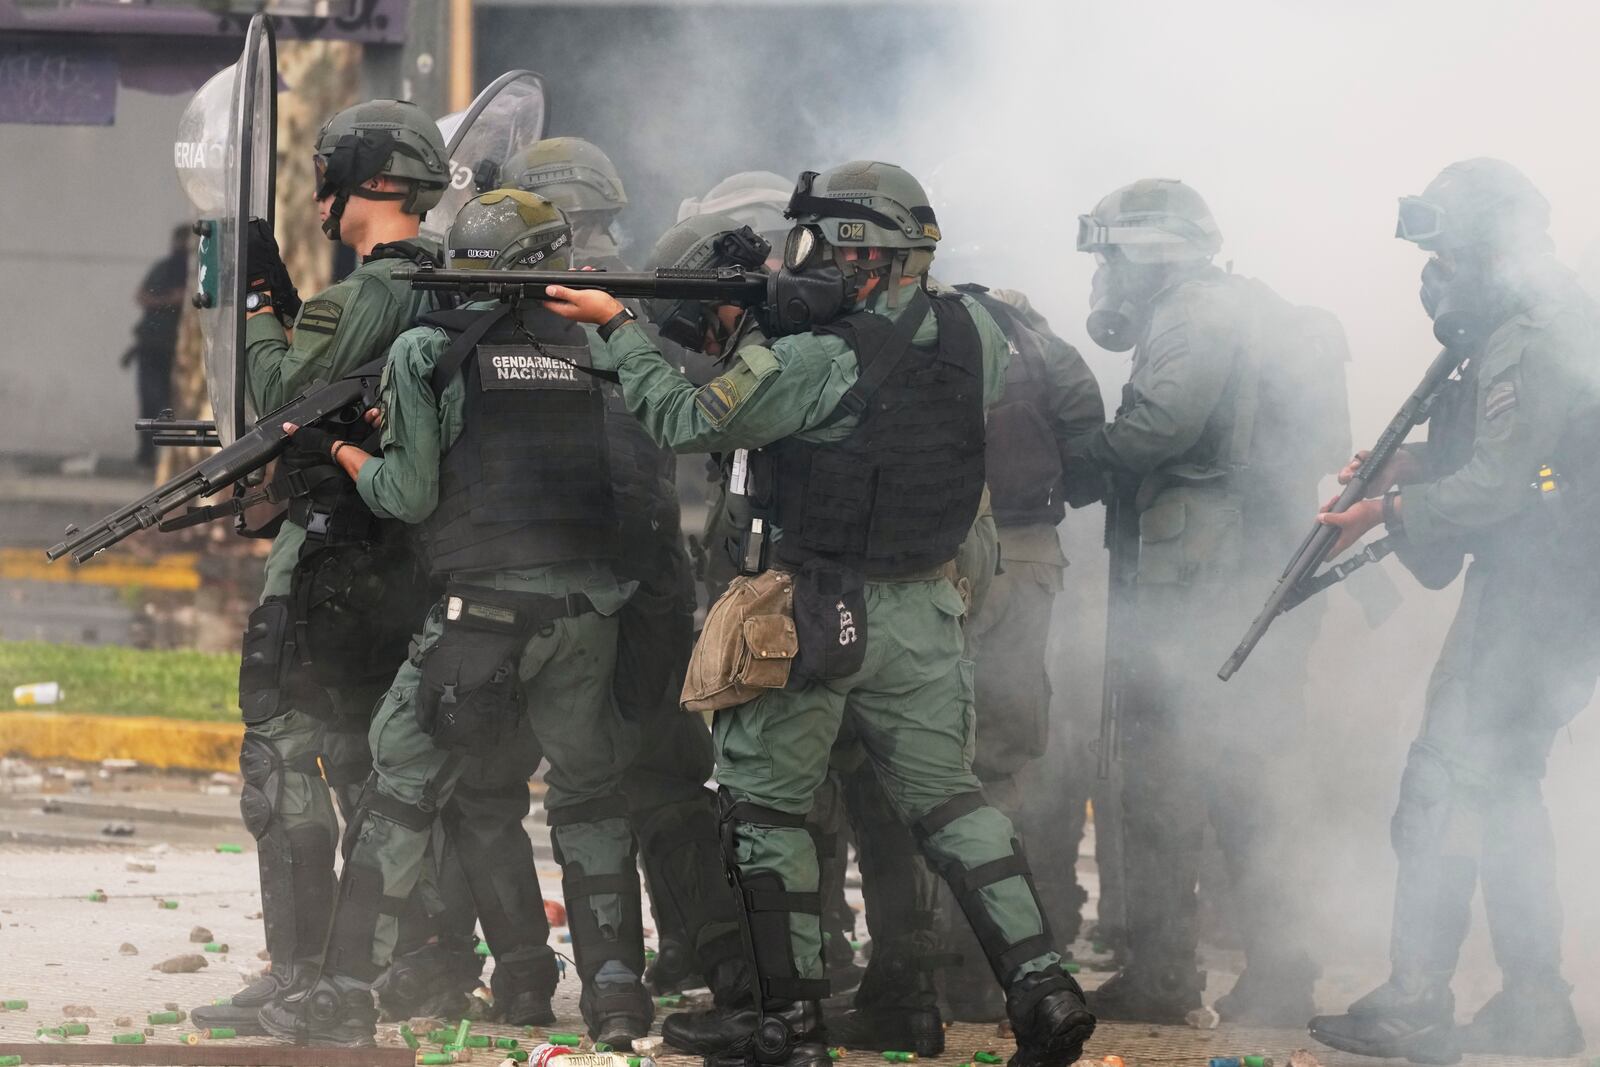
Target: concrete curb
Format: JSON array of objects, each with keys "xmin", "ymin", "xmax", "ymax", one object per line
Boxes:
[{"xmin": 0, "ymin": 711, "xmax": 241, "ymax": 772}]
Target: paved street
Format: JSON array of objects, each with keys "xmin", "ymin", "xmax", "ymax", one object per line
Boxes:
[{"xmin": 0, "ymin": 763, "xmax": 1590, "ymax": 1067}]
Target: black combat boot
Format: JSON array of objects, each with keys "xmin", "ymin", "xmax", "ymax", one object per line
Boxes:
[
  {"xmin": 1085, "ymin": 964, "xmax": 1204, "ymax": 1025},
  {"xmin": 1213, "ymin": 951, "xmax": 1320, "ymax": 1027},
  {"xmin": 825, "ymin": 942, "xmax": 944, "ymax": 1056},
  {"xmin": 257, "ymin": 974, "xmax": 379, "ymax": 1046},
  {"xmin": 647, "ymin": 938, "xmax": 697, "ymax": 996},
  {"xmin": 376, "ymin": 938, "xmax": 482, "ymax": 1022},
  {"xmin": 666, "ymin": 1000, "xmax": 830, "ymax": 1067},
  {"xmin": 1309, "ymin": 973, "xmax": 1459, "ymax": 1065},
  {"xmin": 1459, "ymin": 976, "xmax": 1584, "ymax": 1057},
  {"xmin": 191, "ymin": 969, "xmax": 288, "ymax": 1037},
  {"xmin": 490, "ymin": 950, "xmax": 561, "ymax": 1027},
  {"xmin": 1007, "ymin": 964, "xmax": 1096, "ymax": 1067}
]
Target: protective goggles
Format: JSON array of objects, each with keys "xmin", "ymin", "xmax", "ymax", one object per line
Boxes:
[
  {"xmin": 1395, "ymin": 196, "xmax": 1447, "ymax": 244},
  {"xmin": 1075, "ymin": 214, "xmax": 1190, "ymax": 253}
]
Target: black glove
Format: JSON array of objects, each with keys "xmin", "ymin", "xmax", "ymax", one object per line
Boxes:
[
  {"xmin": 288, "ymin": 425, "xmax": 341, "ymax": 460},
  {"xmin": 246, "ymin": 218, "xmax": 303, "ymax": 322}
]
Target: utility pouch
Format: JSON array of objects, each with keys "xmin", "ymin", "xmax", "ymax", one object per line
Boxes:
[
  {"xmin": 239, "ymin": 597, "xmax": 291, "ymax": 725},
  {"xmin": 681, "ymin": 569, "xmax": 797, "ymax": 713},
  {"xmin": 414, "ymin": 587, "xmax": 532, "ymax": 753},
  {"xmin": 790, "ymin": 557, "xmax": 868, "ymax": 682}
]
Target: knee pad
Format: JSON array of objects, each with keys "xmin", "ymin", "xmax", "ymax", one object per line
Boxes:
[{"xmin": 914, "ymin": 792, "xmax": 1055, "ymax": 985}]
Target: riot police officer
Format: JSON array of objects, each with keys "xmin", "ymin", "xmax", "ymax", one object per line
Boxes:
[
  {"xmin": 1070, "ymin": 179, "xmax": 1339, "ymax": 1025},
  {"xmin": 259, "ymin": 191, "xmax": 652, "ymax": 1047},
  {"xmin": 544, "ymin": 161, "xmax": 1095, "ymax": 1067},
  {"xmin": 194, "ymin": 99, "xmax": 463, "ymax": 1036},
  {"xmin": 508, "ymin": 137, "xmax": 750, "ymax": 1006},
  {"xmin": 1310, "ymin": 159, "xmax": 1599, "ymax": 1063}
]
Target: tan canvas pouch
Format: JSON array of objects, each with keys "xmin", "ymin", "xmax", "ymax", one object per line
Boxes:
[{"xmin": 681, "ymin": 569, "xmax": 797, "ymax": 713}]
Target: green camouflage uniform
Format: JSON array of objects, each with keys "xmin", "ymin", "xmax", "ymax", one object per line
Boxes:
[{"xmin": 597, "ymin": 288, "xmax": 1066, "ymax": 991}]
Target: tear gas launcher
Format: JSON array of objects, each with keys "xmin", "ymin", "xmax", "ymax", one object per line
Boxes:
[{"xmin": 1217, "ymin": 345, "xmax": 1465, "ymax": 681}]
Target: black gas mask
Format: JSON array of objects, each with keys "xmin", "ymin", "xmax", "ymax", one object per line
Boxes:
[
  {"xmin": 1419, "ymin": 254, "xmax": 1491, "ymax": 349},
  {"xmin": 1085, "ymin": 253, "xmax": 1166, "ymax": 352}
]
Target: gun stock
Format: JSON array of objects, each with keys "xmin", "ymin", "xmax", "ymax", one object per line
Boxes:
[
  {"xmin": 1218, "ymin": 346, "xmax": 1464, "ymax": 680},
  {"xmin": 47, "ymin": 360, "xmax": 385, "ymax": 564}
]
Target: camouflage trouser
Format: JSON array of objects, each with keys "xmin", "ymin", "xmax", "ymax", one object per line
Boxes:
[
  {"xmin": 713, "ymin": 577, "xmax": 1061, "ymax": 1002},
  {"xmin": 1389, "ymin": 556, "xmax": 1598, "ymax": 983},
  {"xmin": 1117, "ymin": 578, "xmax": 1314, "ymax": 974},
  {"xmin": 321, "ymin": 585, "xmax": 644, "ymax": 1023},
  {"xmin": 938, "ymin": 552, "xmax": 1072, "ymax": 1017},
  {"xmin": 242, "ymin": 694, "xmax": 376, "ymax": 975}
]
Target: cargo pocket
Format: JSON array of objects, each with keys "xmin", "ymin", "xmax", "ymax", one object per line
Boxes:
[{"xmin": 1135, "ymin": 497, "xmax": 1188, "ymax": 586}]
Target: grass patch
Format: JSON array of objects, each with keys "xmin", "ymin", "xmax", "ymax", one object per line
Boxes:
[{"xmin": 0, "ymin": 640, "xmax": 238, "ymax": 720}]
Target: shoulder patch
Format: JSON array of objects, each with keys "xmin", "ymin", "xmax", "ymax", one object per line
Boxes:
[
  {"xmin": 692, "ymin": 346, "xmax": 781, "ymax": 428},
  {"xmin": 1483, "ymin": 378, "xmax": 1518, "ymax": 421},
  {"xmin": 296, "ymin": 298, "xmax": 343, "ymax": 337}
]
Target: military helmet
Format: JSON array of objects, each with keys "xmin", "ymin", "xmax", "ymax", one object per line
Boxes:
[
  {"xmin": 1076, "ymin": 179, "xmax": 1222, "ymax": 264},
  {"xmin": 314, "ymin": 99, "xmax": 449, "ymax": 215},
  {"xmin": 642, "ymin": 212, "xmax": 771, "ymax": 347},
  {"xmin": 1396, "ymin": 158, "xmax": 1550, "ymax": 253},
  {"xmin": 506, "ymin": 137, "xmax": 628, "ymax": 218},
  {"xmin": 446, "ymin": 189, "xmax": 573, "ymax": 271},
  {"xmin": 784, "ymin": 160, "xmax": 941, "ymax": 252},
  {"xmin": 678, "ymin": 170, "xmax": 792, "ymax": 243}
]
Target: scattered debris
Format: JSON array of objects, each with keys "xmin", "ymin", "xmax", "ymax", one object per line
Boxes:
[
  {"xmin": 126, "ymin": 861, "xmax": 157, "ymax": 873},
  {"xmin": 245, "ymin": 911, "xmax": 263, "ymax": 920},
  {"xmin": 215, "ymin": 843, "xmax": 244, "ymax": 854},
  {"xmin": 119, "ymin": 943, "xmax": 139, "ymax": 955},
  {"xmin": 153, "ymin": 954, "xmax": 208, "ymax": 973},
  {"xmin": 257, "ymin": 949, "xmax": 270, "ymax": 960},
  {"xmin": 544, "ymin": 899, "xmax": 567, "ymax": 926},
  {"xmin": 157, "ymin": 899, "xmax": 179, "ymax": 909},
  {"xmin": 189, "ymin": 926, "xmax": 215, "ymax": 943},
  {"xmin": 41, "ymin": 799, "xmax": 63, "ymax": 814},
  {"xmin": 1187, "ymin": 1006, "xmax": 1220, "ymax": 1029},
  {"xmin": 203, "ymin": 942, "xmax": 229, "ymax": 953},
  {"xmin": 101, "ymin": 823, "xmax": 136, "ymax": 837},
  {"xmin": 87, "ymin": 889, "xmax": 108, "ymax": 902},
  {"xmin": 102, "ymin": 758, "xmax": 140, "ymax": 771},
  {"xmin": 148, "ymin": 1010, "xmax": 186, "ymax": 1024},
  {"xmin": 114, "ymin": 1016, "xmax": 133, "ymax": 1027},
  {"xmin": 632, "ymin": 1037, "xmax": 664, "ymax": 1054},
  {"xmin": 1288, "ymin": 1051, "xmax": 1323, "ymax": 1067},
  {"xmin": 210, "ymin": 771, "xmax": 241, "ymax": 786},
  {"xmin": 62, "ymin": 1004, "xmax": 96, "ymax": 1017},
  {"xmin": 13, "ymin": 681, "xmax": 62, "ymax": 706}
]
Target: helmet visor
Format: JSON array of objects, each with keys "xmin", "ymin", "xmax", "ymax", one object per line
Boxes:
[{"xmin": 1396, "ymin": 196, "xmax": 1446, "ymax": 244}]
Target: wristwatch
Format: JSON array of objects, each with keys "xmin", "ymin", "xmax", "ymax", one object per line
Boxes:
[
  {"xmin": 597, "ymin": 307, "xmax": 638, "ymax": 342},
  {"xmin": 245, "ymin": 290, "xmax": 273, "ymax": 313}
]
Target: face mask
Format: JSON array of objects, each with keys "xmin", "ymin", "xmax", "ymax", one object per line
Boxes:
[
  {"xmin": 1420, "ymin": 255, "xmax": 1488, "ymax": 349},
  {"xmin": 1085, "ymin": 262, "xmax": 1144, "ymax": 352}
]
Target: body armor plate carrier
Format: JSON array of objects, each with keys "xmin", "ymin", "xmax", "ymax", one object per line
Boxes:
[
  {"xmin": 771, "ymin": 289, "xmax": 986, "ymax": 578},
  {"xmin": 417, "ymin": 303, "xmax": 619, "ymax": 577}
]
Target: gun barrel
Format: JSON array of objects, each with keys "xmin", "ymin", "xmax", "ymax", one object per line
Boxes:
[{"xmin": 394, "ymin": 265, "xmax": 771, "ymax": 306}]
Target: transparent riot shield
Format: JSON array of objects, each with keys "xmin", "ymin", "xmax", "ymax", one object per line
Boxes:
[
  {"xmin": 423, "ymin": 70, "xmax": 548, "ymax": 243},
  {"xmin": 174, "ymin": 14, "xmax": 276, "ymax": 446}
]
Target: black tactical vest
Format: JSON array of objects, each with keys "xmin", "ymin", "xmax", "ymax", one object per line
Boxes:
[
  {"xmin": 959, "ymin": 288, "xmax": 1065, "ymax": 528},
  {"xmin": 416, "ymin": 304, "xmax": 618, "ymax": 577},
  {"xmin": 770, "ymin": 291, "xmax": 987, "ymax": 578}
]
